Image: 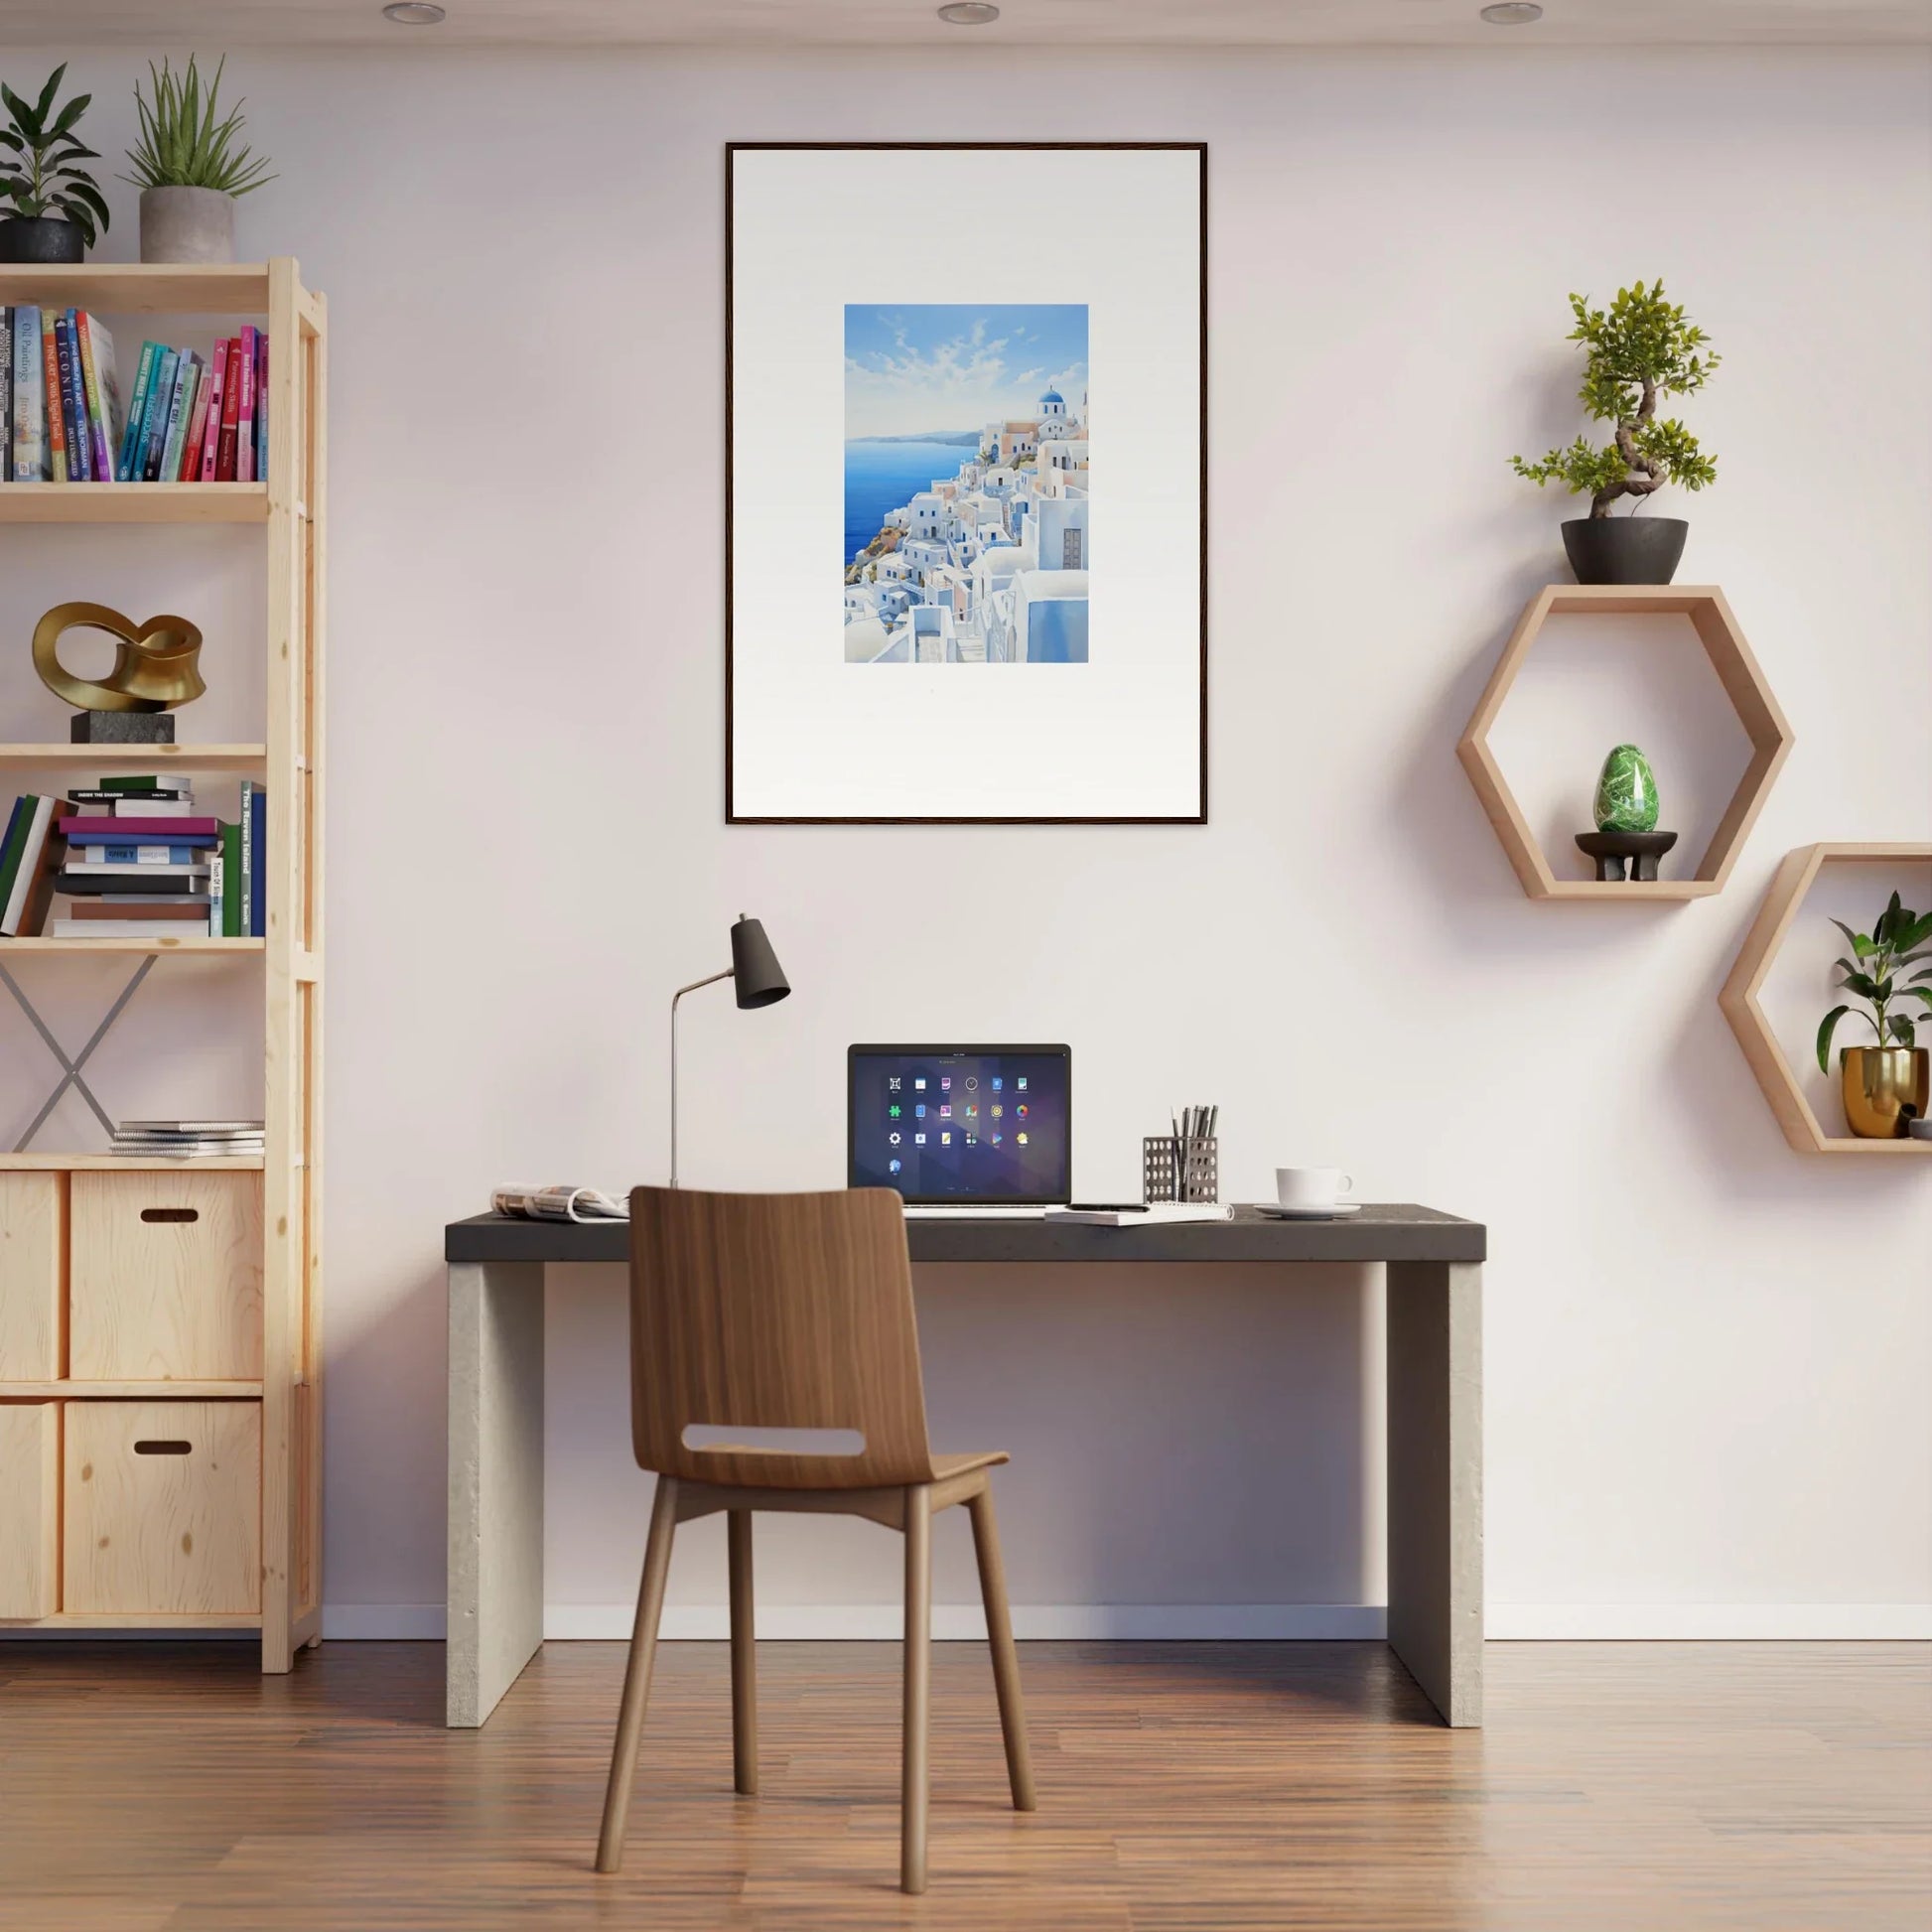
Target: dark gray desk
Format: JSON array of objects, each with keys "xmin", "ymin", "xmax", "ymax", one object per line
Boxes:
[{"xmin": 445, "ymin": 1204, "xmax": 1484, "ymax": 1729}]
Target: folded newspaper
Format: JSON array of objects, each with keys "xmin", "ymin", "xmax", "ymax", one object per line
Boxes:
[{"xmin": 491, "ymin": 1184, "xmax": 630, "ymax": 1224}]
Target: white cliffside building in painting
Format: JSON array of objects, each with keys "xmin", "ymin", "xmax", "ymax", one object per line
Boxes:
[{"xmin": 847, "ymin": 383, "xmax": 1090, "ymax": 665}]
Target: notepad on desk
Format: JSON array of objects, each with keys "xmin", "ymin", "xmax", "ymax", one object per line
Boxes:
[{"xmin": 1043, "ymin": 1203, "xmax": 1232, "ymax": 1227}]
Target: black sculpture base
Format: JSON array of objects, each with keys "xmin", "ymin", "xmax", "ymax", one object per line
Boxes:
[
  {"xmin": 70, "ymin": 711, "xmax": 175, "ymax": 744},
  {"xmin": 1575, "ymin": 829, "xmax": 1679, "ymax": 882}
]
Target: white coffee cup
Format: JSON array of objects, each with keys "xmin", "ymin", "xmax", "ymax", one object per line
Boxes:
[{"xmin": 1276, "ymin": 1167, "xmax": 1353, "ymax": 1211}]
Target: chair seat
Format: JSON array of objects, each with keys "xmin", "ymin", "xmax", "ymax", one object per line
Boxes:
[{"xmin": 931, "ymin": 1449, "xmax": 1008, "ymax": 1480}]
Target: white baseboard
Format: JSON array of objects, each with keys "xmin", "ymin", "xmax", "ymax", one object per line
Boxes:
[
  {"xmin": 312, "ymin": 1602, "xmax": 1932, "ymax": 1642},
  {"xmin": 1488, "ymin": 1603, "xmax": 1932, "ymax": 1640}
]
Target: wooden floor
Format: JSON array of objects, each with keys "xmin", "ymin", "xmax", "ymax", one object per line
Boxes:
[{"xmin": 0, "ymin": 1640, "xmax": 1925, "ymax": 1930}]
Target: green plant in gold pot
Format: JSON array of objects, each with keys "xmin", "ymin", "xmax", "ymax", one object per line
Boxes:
[
  {"xmin": 123, "ymin": 56, "xmax": 274, "ymax": 264},
  {"xmin": 1816, "ymin": 893, "xmax": 1932, "ymax": 1138}
]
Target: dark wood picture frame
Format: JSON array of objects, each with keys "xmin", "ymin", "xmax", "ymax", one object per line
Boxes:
[{"xmin": 725, "ymin": 141, "xmax": 1208, "ymax": 826}]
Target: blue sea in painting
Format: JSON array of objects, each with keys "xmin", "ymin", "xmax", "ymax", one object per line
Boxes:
[{"xmin": 844, "ymin": 439, "xmax": 975, "ymax": 567}]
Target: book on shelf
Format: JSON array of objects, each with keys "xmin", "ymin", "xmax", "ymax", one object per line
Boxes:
[
  {"xmin": 0, "ymin": 310, "xmax": 267, "ymax": 486},
  {"xmin": 111, "ymin": 1120, "xmax": 266, "ymax": 1160},
  {"xmin": 1, "ymin": 775, "xmax": 265, "ymax": 939}
]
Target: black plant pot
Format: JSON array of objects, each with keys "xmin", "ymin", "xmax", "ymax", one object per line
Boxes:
[
  {"xmin": 0, "ymin": 215, "xmax": 86, "ymax": 264},
  {"xmin": 1561, "ymin": 516, "xmax": 1688, "ymax": 586}
]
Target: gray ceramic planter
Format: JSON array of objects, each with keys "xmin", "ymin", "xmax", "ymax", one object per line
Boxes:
[{"xmin": 139, "ymin": 186, "xmax": 236, "ymax": 264}]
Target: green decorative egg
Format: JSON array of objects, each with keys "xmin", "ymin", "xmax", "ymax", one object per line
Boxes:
[{"xmin": 1594, "ymin": 744, "xmax": 1660, "ymax": 833}]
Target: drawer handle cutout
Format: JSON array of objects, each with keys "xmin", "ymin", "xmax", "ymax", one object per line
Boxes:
[
  {"xmin": 140, "ymin": 1207, "xmax": 200, "ymax": 1224},
  {"xmin": 133, "ymin": 1440, "xmax": 193, "ymax": 1455}
]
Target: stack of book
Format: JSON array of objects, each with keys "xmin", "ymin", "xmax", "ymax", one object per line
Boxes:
[
  {"xmin": 2, "ymin": 307, "xmax": 268, "ymax": 484},
  {"xmin": 0, "ymin": 775, "xmax": 267, "ymax": 938},
  {"xmin": 111, "ymin": 1119, "xmax": 265, "ymax": 1160}
]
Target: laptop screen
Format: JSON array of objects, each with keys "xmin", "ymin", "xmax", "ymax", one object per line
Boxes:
[{"xmin": 848, "ymin": 1044, "xmax": 1071, "ymax": 1204}]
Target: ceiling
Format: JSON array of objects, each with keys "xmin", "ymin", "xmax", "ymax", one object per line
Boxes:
[{"xmin": 4, "ymin": 0, "xmax": 1928, "ymax": 47}]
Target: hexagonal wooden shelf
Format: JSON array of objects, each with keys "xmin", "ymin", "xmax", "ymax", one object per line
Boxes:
[
  {"xmin": 1457, "ymin": 585, "xmax": 1795, "ymax": 900},
  {"xmin": 1720, "ymin": 842, "xmax": 1932, "ymax": 1159}
]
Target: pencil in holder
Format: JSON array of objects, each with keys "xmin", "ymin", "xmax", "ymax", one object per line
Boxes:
[{"xmin": 1143, "ymin": 1135, "xmax": 1218, "ymax": 1205}]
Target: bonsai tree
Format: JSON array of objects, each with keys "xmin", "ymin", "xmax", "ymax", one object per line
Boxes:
[
  {"xmin": 0, "ymin": 65, "xmax": 110, "ymax": 247},
  {"xmin": 1512, "ymin": 280, "xmax": 1718, "ymax": 518},
  {"xmin": 1817, "ymin": 892, "xmax": 1932, "ymax": 1071}
]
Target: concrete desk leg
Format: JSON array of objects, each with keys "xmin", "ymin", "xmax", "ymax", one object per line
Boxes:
[
  {"xmin": 1386, "ymin": 1260, "xmax": 1483, "ymax": 1726},
  {"xmin": 448, "ymin": 1260, "xmax": 546, "ymax": 1727}
]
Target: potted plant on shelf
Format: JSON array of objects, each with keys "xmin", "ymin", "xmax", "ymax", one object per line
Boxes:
[
  {"xmin": 1511, "ymin": 280, "xmax": 1719, "ymax": 586},
  {"xmin": 123, "ymin": 56, "xmax": 274, "ymax": 265},
  {"xmin": 1817, "ymin": 893, "xmax": 1932, "ymax": 1138},
  {"xmin": 0, "ymin": 66, "xmax": 110, "ymax": 264}
]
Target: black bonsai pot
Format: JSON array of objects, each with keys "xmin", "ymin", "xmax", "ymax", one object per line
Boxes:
[
  {"xmin": 1562, "ymin": 516, "xmax": 1688, "ymax": 586},
  {"xmin": 0, "ymin": 215, "xmax": 85, "ymax": 264}
]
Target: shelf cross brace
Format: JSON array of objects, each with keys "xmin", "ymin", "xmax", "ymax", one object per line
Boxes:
[{"xmin": 0, "ymin": 956, "xmax": 156, "ymax": 1151}]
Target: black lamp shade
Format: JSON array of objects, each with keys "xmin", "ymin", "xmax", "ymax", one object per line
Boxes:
[{"xmin": 730, "ymin": 915, "xmax": 790, "ymax": 1009}]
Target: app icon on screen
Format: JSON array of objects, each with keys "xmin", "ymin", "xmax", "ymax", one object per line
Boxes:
[
  {"xmin": 964, "ymin": 1105, "xmax": 977, "ymax": 1119},
  {"xmin": 889, "ymin": 1076, "xmax": 902, "ymax": 1092},
  {"xmin": 1017, "ymin": 1132, "xmax": 1029, "ymax": 1145},
  {"xmin": 939, "ymin": 1105, "xmax": 951, "ymax": 1118},
  {"xmin": 889, "ymin": 1158, "xmax": 902, "ymax": 1174},
  {"xmin": 941, "ymin": 1132, "xmax": 952, "ymax": 1146},
  {"xmin": 991, "ymin": 1133, "xmax": 1003, "ymax": 1145},
  {"xmin": 889, "ymin": 1104, "xmax": 901, "ymax": 1118},
  {"xmin": 914, "ymin": 1134, "xmax": 926, "ymax": 1145},
  {"xmin": 915, "ymin": 1104, "xmax": 926, "ymax": 1119},
  {"xmin": 1016, "ymin": 1104, "xmax": 1029, "ymax": 1120},
  {"xmin": 1017, "ymin": 1076, "xmax": 1028, "ymax": 1091},
  {"xmin": 991, "ymin": 1104, "xmax": 1003, "ymax": 1119},
  {"xmin": 914, "ymin": 1077, "xmax": 926, "ymax": 1090},
  {"xmin": 965, "ymin": 1076, "xmax": 978, "ymax": 1091},
  {"xmin": 940, "ymin": 1076, "xmax": 952, "ymax": 1091},
  {"xmin": 991, "ymin": 1077, "xmax": 1003, "ymax": 1092},
  {"xmin": 965, "ymin": 1135, "xmax": 977, "ymax": 1146}
]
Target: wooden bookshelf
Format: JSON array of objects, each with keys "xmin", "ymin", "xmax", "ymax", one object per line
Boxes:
[
  {"xmin": 0, "ymin": 745, "xmax": 267, "ymax": 767},
  {"xmin": 0, "ymin": 260, "xmax": 326, "ymax": 1671},
  {"xmin": 0, "ymin": 483, "xmax": 268, "ymax": 523}
]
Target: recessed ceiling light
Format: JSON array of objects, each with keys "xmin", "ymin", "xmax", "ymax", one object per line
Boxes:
[
  {"xmin": 382, "ymin": 1, "xmax": 447, "ymax": 22},
  {"xmin": 937, "ymin": 2, "xmax": 1001, "ymax": 23},
  {"xmin": 1479, "ymin": 1, "xmax": 1543, "ymax": 20}
]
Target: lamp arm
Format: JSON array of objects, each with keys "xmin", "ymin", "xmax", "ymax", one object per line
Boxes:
[{"xmin": 668, "ymin": 968, "xmax": 736, "ymax": 1188}]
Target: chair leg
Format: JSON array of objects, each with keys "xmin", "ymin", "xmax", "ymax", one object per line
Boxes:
[
  {"xmin": 901, "ymin": 1483, "xmax": 932, "ymax": 1895},
  {"xmin": 595, "ymin": 1475, "xmax": 680, "ymax": 1874},
  {"xmin": 728, "ymin": 1508, "xmax": 758, "ymax": 1796},
  {"xmin": 967, "ymin": 1484, "xmax": 1037, "ymax": 1812}
]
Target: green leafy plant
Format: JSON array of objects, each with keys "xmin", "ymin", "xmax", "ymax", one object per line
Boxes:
[
  {"xmin": 0, "ymin": 65, "xmax": 110, "ymax": 245},
  {"xmin": 122, "ymin": 56, "xmax": 274, "ymax": 198},
  {"xmin": 1512, "ymin": 280, "xmax": 1719, "ymax": 519},
  {"xmin": 1816, "ymin": 893, "xmax": 1932, "ymax": 1071}
]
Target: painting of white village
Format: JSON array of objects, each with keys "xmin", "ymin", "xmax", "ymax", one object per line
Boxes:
[{"xmin": 844, "ymin": 304, "xmax": 1089, "ymax": 664}]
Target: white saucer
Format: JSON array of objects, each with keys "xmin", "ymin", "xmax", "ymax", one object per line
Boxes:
[{"xmin": 1251, "ymin": 1201, "xmax": 1362, "ymax": 1220}]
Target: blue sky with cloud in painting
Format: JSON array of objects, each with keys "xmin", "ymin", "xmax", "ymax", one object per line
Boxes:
[{"xmin": 845, "ymin": 304, "xmax": 1087, "ymax": 440}]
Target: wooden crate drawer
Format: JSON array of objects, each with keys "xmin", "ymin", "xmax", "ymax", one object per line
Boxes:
[
  {"xmin": 0, "ymin": 1173, "xmax": 65, "ymax": 1380},
  {"xmin": 0, "ymin": 1402, "xmax": 61, "ymax": 1619},
  {"xmin": 64, "ymin": 1401, "xmax": 260, "ymax": 1615},
  {"xmin": 69, "ymin": 1172, "xmax": 262, "ymax": 1381}
]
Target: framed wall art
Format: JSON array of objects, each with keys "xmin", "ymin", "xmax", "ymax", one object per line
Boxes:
[{"xmin": 726, "ymin": 142, "xmax": 1207, "ymax": 824}]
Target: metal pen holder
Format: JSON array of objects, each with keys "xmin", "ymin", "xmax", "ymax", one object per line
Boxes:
[{"xmin": 1143, "ymin": 1135, "xmax": 1218, "ymax": 1205}]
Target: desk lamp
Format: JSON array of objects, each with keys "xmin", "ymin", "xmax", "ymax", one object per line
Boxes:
[{"xmin": 668, "ymin": 914, "xmax": 790, "ymax": 1186}]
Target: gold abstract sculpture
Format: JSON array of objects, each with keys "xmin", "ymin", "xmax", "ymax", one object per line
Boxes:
[{"xmin": 33, "ymin": 602, "xmax": 206, "ymax": 714}]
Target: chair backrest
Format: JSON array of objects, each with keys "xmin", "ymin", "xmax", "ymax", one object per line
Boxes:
[{"xmin": 626, "ymin": 1185, "xmax": 938, "ymax": 1490}]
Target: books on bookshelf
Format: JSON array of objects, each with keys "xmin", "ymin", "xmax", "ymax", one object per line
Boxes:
[
  {"xmin": 0, "ymin": 773, "xmax": 266, "ymax": 937},
  {"xmin": 3, "ymin": 308, "xmax": 268, "ymax": 484},
  {"xmin": 111, "ymin": 1119, "xmax": 265, "ymax": 1160}
]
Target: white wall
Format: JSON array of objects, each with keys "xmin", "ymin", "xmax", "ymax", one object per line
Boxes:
[{"xmin": 4, "ymin": 45, "xmax": 1929, "ymax": 1639}]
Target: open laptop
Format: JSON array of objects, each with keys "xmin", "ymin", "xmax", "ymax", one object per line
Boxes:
[{"xmin": 848, "ymin": 1043, "xmax": 1071, "ymax": 1217}]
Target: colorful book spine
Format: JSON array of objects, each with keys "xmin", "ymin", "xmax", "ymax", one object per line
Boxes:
[
  {"xmin": 75, "ymin": 312, "xmax": 116, "ymax": 483},
  {"xmin": 159, "ymin": 354, "xmax": 200, "ymax": 484},
  {"xmin": 238, "ymin": 780, "xmax": 255, "ymax": 937},
  {"xmin": 0, "ymin": 796, "xmax": 30, "ymax": 908},
  {"xmin": 79, "ymin": 844, "xmax": 207, "ymax": 865},
  {"xmin": 216, "ymin": 339, "xmax": 242, "ymax": 481},
  {"xmin": 179, "ymin": 355, "xmax": 213, "ymax": 481},
  {"xmin": 220, "ymin": 821, "xmax": 242, "ymax": 937},
  {"xmin": 40, "ymin": 312, "xmax": 67, "ymax": 483},
  {"xmin": 207, "ymin": 847, "xmax": 224, "ymax": 936},
  {"xmin": 118, "ymin": 340, "xmax": 159, "ymax": 481},
  {"xmin": 138, "ymin": 347, "xmax": 180, "ymax": 483},
  {"xmin": 1, "ymin": 796, "xmax": 59, "ymax": 936},
  {"xmin": 234, "ymin": 327, "xmax": 258, "ymax": 484},
  {"xmin": 254, "ymin": 333, "xmax": 268, "ymax": 480},
  {"xmin": 13, "ymin": 307, "xmax": 44, "ymax": 480},
  {"xmin": 56, "ymin": 313, "xmax": 89, "ymax": 482},
  {"xmin": 248, "ymin": 785, "xmax": 266, "ymax": 937},
  {"xmin": 0, "ymin": 308, "xmax": 11, "ymax": 475},
  {"xmin": 198, "ymin": 340, "xmax": 228, "ymax": 481}
]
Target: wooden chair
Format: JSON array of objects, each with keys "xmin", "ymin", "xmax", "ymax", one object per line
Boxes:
[{"xmin": 595, "ymin": 1185, "xmax": 1036, "ymax": 1894}]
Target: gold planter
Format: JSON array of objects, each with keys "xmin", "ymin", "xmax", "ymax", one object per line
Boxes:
[{"xmin": 1840, "ymin": 1045, "xmax": 1930, "ymax": 1139}]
